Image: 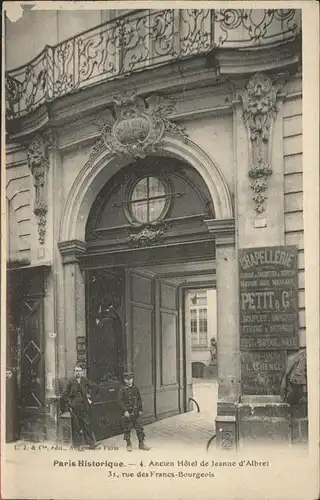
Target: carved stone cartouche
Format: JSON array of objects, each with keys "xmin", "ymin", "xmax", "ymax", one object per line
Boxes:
[{"xmin": 88, "ymin": 90, "xmax": 187, "ymax": 166}]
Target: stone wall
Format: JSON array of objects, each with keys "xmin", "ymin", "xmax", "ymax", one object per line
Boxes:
[
  {"xmin": 283, "ymin": 82, "xmax": 304, "ymax": 347},
  {"xmin": 6, "ymin": 144, "xmax": 33, "ymax": 262},
  {"xmin": 58, "ymin": 84, "xmax": 235, "ymax": 214},
  {"xmin": 282, "ymin": 81, "xmax": 307, "ymax": 445}
]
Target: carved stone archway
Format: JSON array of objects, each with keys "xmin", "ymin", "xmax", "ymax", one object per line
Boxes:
[
  {"xmin": 59, "ymin": 109, "xmax": 239, "ymax": 449},
  {"xmin": 59, "ymin": 135, "xmax": 233, "ymax": 243}
]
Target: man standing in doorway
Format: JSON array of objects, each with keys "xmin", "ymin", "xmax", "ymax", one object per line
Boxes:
[
  {"xmin": 61, "ymin": 365, "xmax": 99, "ymax": 449},
  {"xmin": 118, "ymin": 371, "xmax": 150, "ymax": 452}
]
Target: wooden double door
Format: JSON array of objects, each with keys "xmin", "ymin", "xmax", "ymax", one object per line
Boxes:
[
  {"xmin": 6, "ymin": 268, "xmax": 46, "ymax": 442},
  {"xmin": 86, "ymin": 267, "xmax": 183, "ymax": 441}
]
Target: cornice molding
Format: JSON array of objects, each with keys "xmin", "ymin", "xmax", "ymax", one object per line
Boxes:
[
  {"xmin": 41, "ymin": 59, "xmax": 220, "ymax": 129},
  {"xmin": 7, "ymin": 262, "xmax": 51, "ymax": 272},
  {"xmin": 204, "ymin": 218, "xmax": 235, "ymax": 246},
  {"xmin": 58, "ymin": 240, "xmax": 87, "ymax": 265},
  {"xmin": 5, "ymin": 159, "xmax": 27, "ymax": 169},
  {"xmin": 7, "ymin": 106, "xmax": 50, "ymax": 142},
  {"xmin": 284, "ymin": 91, "xmax": 302, "ymax": 101},
  {"xmin": 56, "ymin": 104, "xmax": 233, "ymax": 154},
  {"xmin": 6, "ymin": 38, "xmax": 300, "ymax": 139},
  {"xmin": 215, "ymin": 42, "xmax": 300, "ymax": 76},
  {"xmin": 6, "ymin": 142, "xmax": 27, "ymax": 154}
]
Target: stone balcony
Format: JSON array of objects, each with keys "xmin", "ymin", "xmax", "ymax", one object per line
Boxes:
[{"xmin": 5, "ymin": 8, "xmax": 301, "ymax": 121}]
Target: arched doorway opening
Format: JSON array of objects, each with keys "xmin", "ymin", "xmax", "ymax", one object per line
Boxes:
[
  {"xmin": 59, "ymin": 135, "xmax": 233, "ymax": 243},
  {"xmin": 80, "ymin": 155, "xmax": 220, "ymax": 440},
  {"xmin": 59, "ymin": 137, "xmax": 238, "ymax": 446}
]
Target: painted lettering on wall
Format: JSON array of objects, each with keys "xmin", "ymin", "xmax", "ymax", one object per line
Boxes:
[
  {"xmin": 239, "ymin": 245, "xmax": 299, "ymax": 351},
  {"xmin": 239, "ymin": 249, "xmax": 295, "ymax": 270},
  {"xmin": 241, "ymin": 351, "xmax": 287, "ymax": 395}
]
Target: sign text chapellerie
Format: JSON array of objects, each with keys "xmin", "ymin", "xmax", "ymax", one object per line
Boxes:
[{"xmin": 239, "ymin": 246, "xmax": 299, "ymax": 350}]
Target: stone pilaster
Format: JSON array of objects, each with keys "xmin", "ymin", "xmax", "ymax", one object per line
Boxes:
[
  {"xmin": 56, "ymin": 238, "xmax": 87, "ymax": 444},
  {"xmin": 205, "ymin": 219, "xmax": 239, "ymax": 450},
  {"xmin": 47, "ymin": 136, "xmax": 66, "ymax": 388},
  {"xmin": 27, "ymin": 135, "xmax": 49, "ymax": 247},
  {"xmin": 43, "ymin": 270, "xmax": 58, "ymax": 441},
  {"xmin": 42, "ymin": 135, "xmax": 62, "ymax": 440},
  {"xmin": 58, "ymin": 241, "xmax": 87, "ymax": 378},
  {"xmin": 234, "ymin": 73, "xmax": 286, "ymax": 247},
  {"xmin": 233, "ymin": 76, "xmax": 291, "ymax": 448}
]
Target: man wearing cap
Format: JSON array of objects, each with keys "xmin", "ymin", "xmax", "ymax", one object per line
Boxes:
[
  {"xmin": 61, "ymin": 365, "xmax": 99, "ymax": 449},
  {"xmin": 118, "ymin": 371, "xmax": 150, "ymax": 452}
]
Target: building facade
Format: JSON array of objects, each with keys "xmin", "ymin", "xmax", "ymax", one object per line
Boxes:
[
  {"xmin": 185, "ymin": 288, "xmax": 217, "ymax": 374},
  {"xmin": 5, "ymin": 8, "xmax": 306, "ymax": 449}
]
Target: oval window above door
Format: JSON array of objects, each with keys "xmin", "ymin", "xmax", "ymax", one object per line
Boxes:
[{"xmin": 126, "ymin": 176, "xmax": 170, "ymax": 224}]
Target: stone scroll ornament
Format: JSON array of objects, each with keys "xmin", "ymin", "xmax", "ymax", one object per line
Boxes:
[
  {"xmin": 89, "ymin": 90, "xmax": 187, "ymax": 164},
  {"xmin": 129, "ymin": 225, "xmax": 165, "ymax": 248},
  {"xmin": 240, "ymin": 73, "xmax": 283, "ymax": 214},
  {"xmin": 27, "ymin": 135, "xmax": 49, "ymax": 244}
]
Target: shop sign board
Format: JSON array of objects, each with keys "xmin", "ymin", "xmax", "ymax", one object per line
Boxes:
[
  {"xmin": 241, "ymin": 350, "xmax": 287, "ymax": 395},
  {"xmin": 239, "ymin": 246, "xmax": 299, "ymax": 350}
]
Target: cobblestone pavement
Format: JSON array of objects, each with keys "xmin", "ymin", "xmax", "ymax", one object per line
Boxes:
[
  {"xmin": 3, "ymin": 379, "xmax": 311, "ymax": 500},
  {"xmin": 4, "ymin": 379, "xmax": 218, "ymax": 458},
  {"xmin": 98, "ymin": 379, "xmax": 218, "ymax": 452}
]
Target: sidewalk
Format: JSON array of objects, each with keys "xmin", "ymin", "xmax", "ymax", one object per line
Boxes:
[
  {"xmin": 4, "ymin": 379, "xmax": 218, "ymax": 457},
  {"xmin": 98, "ymin": 378, "xmax": 218, "ymax": 452},
  {"xmin": 99, "ymin": 410, "xmax": 215, "ymax": 452}
]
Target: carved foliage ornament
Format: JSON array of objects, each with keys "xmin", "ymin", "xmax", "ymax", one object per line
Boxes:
[
  {"xmin": 27, "ymin": 135, "xmax": 49, "ymax": 244},
  {"xmin": 240, "ymin": 73, "xmax": 283, "ymax": 214},
  {"xmin": 128, "ymin": 225, "xmax": 165, "ymax": 248},
  {"xmin": 248, "ymin": 157, "xmax": 273, "ymax": 214},
  {"xmin": 89, "ymin": 91, "xmax": 187, "ymax": 164}
]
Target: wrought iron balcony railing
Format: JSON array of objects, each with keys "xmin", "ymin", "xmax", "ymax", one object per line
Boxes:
[{"xmin": 6, "ymin": 9, "xmax": 301, "ymax": 120}]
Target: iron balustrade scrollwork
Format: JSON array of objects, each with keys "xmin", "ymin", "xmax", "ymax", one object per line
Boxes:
[
  {"xmin": 5, "ymin": 9, "xmax": 301, "ymax": 120},
  {"xmin": 213, "ymin": 8, "xmax": 299, "ymax": 46},
  {"xmin": 6, "ymin": 47, "xmax": 53, "ymax": 119}
]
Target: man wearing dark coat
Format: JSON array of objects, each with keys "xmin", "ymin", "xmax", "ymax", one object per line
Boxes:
[
  {"xmin": 118, "ymin": 371, "xmax": 150, "ymax": 452},
  {"xmin": 61, "ymin": 366, "xmax": 99, "ymax": 448}
]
